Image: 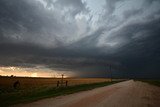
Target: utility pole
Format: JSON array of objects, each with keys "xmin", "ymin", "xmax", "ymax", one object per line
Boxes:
[{"xmin": 110, "ymin": 65, "xmax": 112, "ymax": 82}]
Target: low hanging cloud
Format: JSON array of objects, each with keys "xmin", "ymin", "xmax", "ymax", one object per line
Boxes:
[{"xmin": 0, "ymin": 0, "xmax": 160, "ymax": 78}]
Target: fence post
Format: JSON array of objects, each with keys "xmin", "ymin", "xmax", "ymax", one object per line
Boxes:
[
  {"xmin": 65, "ymin": 80, "xmax": 68, "ymax": 87},
  {"xmin": 57, "ymin": 81, "xmax": 59, "ymax": 87}
]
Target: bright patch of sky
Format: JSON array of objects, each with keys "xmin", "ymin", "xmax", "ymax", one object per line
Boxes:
[
  {"xmin": 83, "ymin": 0, "xmax": 105, "ymax": 26},
  {"xmin": 0, "ymin": 66, "xmax": 74, "ymax": 78}
]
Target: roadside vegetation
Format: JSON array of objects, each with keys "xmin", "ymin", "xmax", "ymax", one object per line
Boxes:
[
  {"xmin": 0, "ymin": 81, "xmax": 121, "ymax": 107},
  {"xmin": 134, "ymin": 79, "xmax": 160, "ymax": 87},
  {"xmin": 141, "ymin": 80, "xmax": 160, "ymax": 87}
]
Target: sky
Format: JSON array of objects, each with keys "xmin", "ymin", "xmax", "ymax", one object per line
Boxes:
[{"xmin": 0, "ymin": 0, "xmax": 160, "ymax": 78}]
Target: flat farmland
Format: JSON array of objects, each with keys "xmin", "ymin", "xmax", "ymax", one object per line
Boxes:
[
  {"xmin": 0, "ymin": 76, "xmax": 121, "ymax": 106},
  {"xmin": 0, "ymin": 76, "xmax": 112, "ymax": 90}
]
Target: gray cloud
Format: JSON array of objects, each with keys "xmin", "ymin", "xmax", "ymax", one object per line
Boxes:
[
  {"xmin": 54, "ymin": 0, "xmax": 88, "ymax": 16},
  {"xmin": 0, "ymin": 0, "xmax": 160, "ymax": 78},
  {"xmin": 123, "ymin": 9, "xmax": 143, "ymax": 19}
]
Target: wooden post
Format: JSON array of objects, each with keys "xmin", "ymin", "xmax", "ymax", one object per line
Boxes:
[
  {"xmin": 110, "ymin": 65, "xmax": 112, "ymax": 82},
  {"xmin": 65, "ymin": 80, "xmax": 68, "ymax": 86},
  {"xmin": 57, "ymin": 81, "xmax": 59, "ymax": 87}
]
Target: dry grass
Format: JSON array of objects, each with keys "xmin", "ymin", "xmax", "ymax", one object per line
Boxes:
[
  {"xmin": 0, "ymin": 76, "xmax": 122, "ymax": 107},
  {"xmin": 0, "ymin": 76, "xmax": 111, "ymax": 91}
]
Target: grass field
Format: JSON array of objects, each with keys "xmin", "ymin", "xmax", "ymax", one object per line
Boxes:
[
  {"xmin": 0, "ymin": 76, "xmax": 122, "ymax": 107},
  {"xmin": 0, "ymin": 81, "xmax": 120, "ymax": 107},
  {"xmin": 0, "ymin": 76, "xmax": 112, "ymax": 92}
]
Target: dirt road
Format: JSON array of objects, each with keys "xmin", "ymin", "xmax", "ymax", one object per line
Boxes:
[{"xmin": 14, "ymin": 80, "xmax": 160, "ymax": 107}]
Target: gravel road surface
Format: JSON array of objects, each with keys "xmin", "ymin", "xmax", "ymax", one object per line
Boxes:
[{"xmin": 14, "ymin": 80, "xmax": 160, "ymax": 107}]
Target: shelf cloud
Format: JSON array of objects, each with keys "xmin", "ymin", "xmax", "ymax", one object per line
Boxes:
[{"xmin": 0, "ymin": 0, "xmax": 160, "ymax": 78}]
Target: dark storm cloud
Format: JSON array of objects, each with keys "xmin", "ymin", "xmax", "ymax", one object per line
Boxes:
[
  {"xmin": 0, "ymin": 0, "xmax": 90, "ymax": 47},
  {"xmin": 0, "ymin": 0, "xmax": 60, "ymax": 45},
  {"xmin": 0, "ymin": 0, "xmax": 160, "ymax": 78},
  {"xmin": 111, "ymin": 17, "xmax": 160, "ymax": 78}
]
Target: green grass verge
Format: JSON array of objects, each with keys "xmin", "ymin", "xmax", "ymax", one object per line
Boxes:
[
  {"xmin": 134, "ymin": 79, "xmax": 160, "ymax": 87},
  {"xmin": 0, "ymin": 81, "xmax": 120, "ymax": 107},
  {"xmin": 140, "ymin": 80, "xmax": 160, "ymax": 87}
]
